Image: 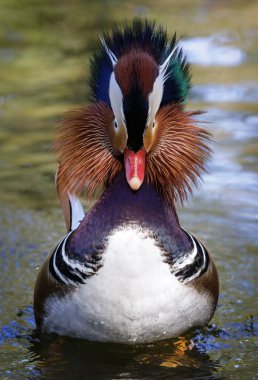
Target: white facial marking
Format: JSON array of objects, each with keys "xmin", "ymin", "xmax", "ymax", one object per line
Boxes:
[
  {"xmin": 99, "ymin": 37, "xmax": 127, "ymax": 141},
  {"xmin": 147, "ymin": 45, "xmax": 178, "ymax": 125},
  {"xmin": 109, "ymin": 72, "xmax": 126, "ymax": 136},
  {"xmin": 148, "ymin": 73, "xmax": 164, "ymax": 124},
  {"xmin": 109, "ymin": 72, "xmax": 123, "ymax": 122}
]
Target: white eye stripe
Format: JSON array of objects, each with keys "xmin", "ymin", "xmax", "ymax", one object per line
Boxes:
[
  {"xmin": 148, "ymin": 73, "xmax": 164, "ymax": 124},
  {"xmin": 109, "ymin": 72, "xmax": 124, "ymax": 125},
  {"xmin": 148, "ymin": 45, "xmax": 178, "ymax": 125}
]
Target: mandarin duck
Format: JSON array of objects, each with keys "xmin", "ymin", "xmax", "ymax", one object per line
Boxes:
[{"xmin": 34, "ymin": 19, "xmax": 219, "ymax": 343}]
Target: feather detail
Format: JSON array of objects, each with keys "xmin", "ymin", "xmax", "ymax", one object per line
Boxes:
[
  {"xmin": 114, "ymin": 50, "xmax": 158, "ymax": 97},
  {"xmin": 54, "ymin": 102, "xmax": 122, "ymax": 198},
  {"xmin": 159, "ymin": 44, "xmax": 178, "ymax": 81},
  {"xmin": 100, "ymin": 36, "xmax": 117, "ymax": 67},
  {"xmin": 146, "ymin": 104, "xmax": 211, "ymax": 204}
]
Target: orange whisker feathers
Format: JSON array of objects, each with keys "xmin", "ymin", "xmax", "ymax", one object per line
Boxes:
[
  {"xmin": 54, "ymin": 102, "xmax": 122, "ymax": 199},
  {"xmin": 146, "ymin": 105, "xmax": 211, "ymax": 204},
  {"xmin": 55, "ymin": 102, "xmax": 210, "ymax": 206}
]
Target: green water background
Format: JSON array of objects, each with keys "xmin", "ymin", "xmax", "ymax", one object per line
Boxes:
[{"xmin": 0, "ymin": 0, "xmax": 257, "ymax": 379}]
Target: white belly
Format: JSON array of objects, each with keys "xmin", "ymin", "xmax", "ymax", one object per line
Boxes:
[{"xmin": 43, "ymin": 227, "xmax": 214, "ymax": 343}]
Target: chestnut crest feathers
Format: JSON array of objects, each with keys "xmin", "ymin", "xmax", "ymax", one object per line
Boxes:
[{"xmin": 55, "ymin": 19, "xmax": 211, "ymax": 204}]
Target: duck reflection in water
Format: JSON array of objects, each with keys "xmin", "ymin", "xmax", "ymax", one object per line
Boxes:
[{"xmin": 28, "ymin": 329, "xmax": 221, "ymax": 379}]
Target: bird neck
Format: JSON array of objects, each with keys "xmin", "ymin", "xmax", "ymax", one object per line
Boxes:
[
  {"xmin": 102, "ymin": 170, "xmax": 179, "ymax": 225},
  {"xmin": 67, "ymin": 170, "xmax": 191, "ymax": 256}
]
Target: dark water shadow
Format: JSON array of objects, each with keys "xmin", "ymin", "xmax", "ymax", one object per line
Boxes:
[{"xmin": 28, "ymin": 334, "xmax": 223, "ymax": 380}]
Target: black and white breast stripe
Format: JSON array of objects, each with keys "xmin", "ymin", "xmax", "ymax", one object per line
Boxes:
[
  {"xmin": 49, "ymin": 232, "xmax": 102, "ymax": 287},
  {"xmin": 49, "ymin": 224, "xmax": 209, "ymax": 286},
  {"xmin": 171, "ymin": 230, "xmax": 210, "ymax": 284},
  {"xmin": 49, "ymin": 192, "xmax": 104, "ymax": 287}
]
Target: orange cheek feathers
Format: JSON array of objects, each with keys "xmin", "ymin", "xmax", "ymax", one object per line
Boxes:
[
  {"xmin": 108, "ymin": 123, "xmax": 127, "ymax": 154},
  {"xmin": 124, "ymin": 147, "xmax": 146, "ymax": 191}
]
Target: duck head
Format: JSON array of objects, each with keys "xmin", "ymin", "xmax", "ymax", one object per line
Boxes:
[{"xmin": 55, "ymin": 19, "xmax": 211, "ymax": 205}]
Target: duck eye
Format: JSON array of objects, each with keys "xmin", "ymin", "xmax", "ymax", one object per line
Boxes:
[
  {"xmin": 152, "ymin": 119, "xmax": 156, "ymax": 128},
  {"xmin": 114, "ymin": 119, "xmax": 118, "ymax": 129}
]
